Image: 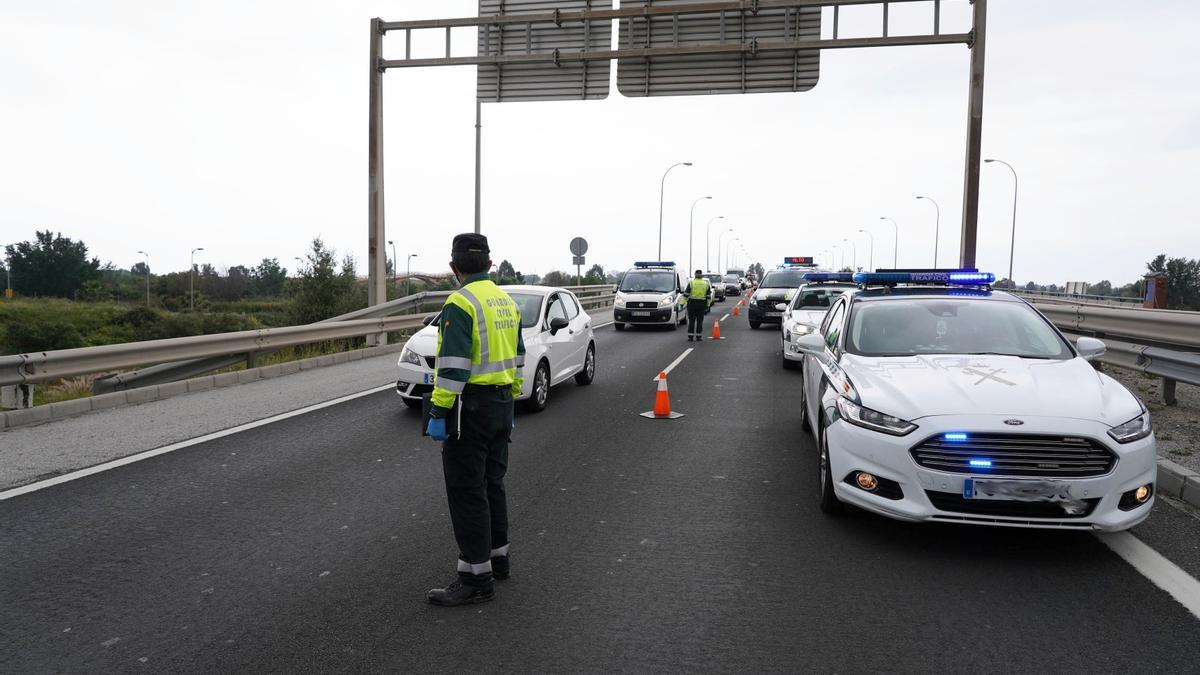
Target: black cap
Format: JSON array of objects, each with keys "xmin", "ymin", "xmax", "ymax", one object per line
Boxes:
[{"xmin": 452, "ymin": 233, "xmax": 490, "ymax": 255}]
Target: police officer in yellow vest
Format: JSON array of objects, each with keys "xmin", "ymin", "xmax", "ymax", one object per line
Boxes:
[
  {"xmin": 685, "ymin": 269, "xmax": 712, "ymax": 341},
  {"xmin": 425, "ymin": 233, "xmax": 526, "ymax": 606}
]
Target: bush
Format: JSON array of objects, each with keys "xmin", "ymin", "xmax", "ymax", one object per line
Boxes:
[{"xmin": 3, "ymin": 318, "xmax": 86, "ymax": 353}]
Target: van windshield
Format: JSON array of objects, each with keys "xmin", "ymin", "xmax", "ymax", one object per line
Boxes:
[{"xmin": 619, "ymin": 271, "xmax": 676, "ymax": 293}]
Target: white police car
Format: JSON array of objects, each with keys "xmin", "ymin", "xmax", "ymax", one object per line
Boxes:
[
  {"xmin": 781, "ymin": 273, "xmax": 856, "ymax": 370},
  {"xmin": 612, "ymin": 262, "xmax": 688, "ymax": 331},
  {"xmin": 396, "ymin": 285, "xmax": 596, "ymax": 413},
  {"xmin": 793, "ymin": 269, "xmax": 1156, "ymax": 531}
]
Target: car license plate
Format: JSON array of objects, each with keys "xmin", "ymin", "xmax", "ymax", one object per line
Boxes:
[
  {"xmin": 632, "ymin": 311, "xmax": 651, "ymax": 317},
  {"xmin": 964, "ymin": 478, "xmax": 1073, "ymax": 502},
  {"xmin": 423, "ymin": 373, "xmax": 435, "ymax": 385},
  {"xmin": 766, "ymin": 311, "xmax": 782, "ymax": 318}
]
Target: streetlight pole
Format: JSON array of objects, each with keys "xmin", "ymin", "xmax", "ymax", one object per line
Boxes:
[
  {"xmin": 388, "ymin": 240, "xmax": 398, "ymax": 287},
  {"xmin": 189, "ymin": 247, "xmax": 204, "ymax": 311},
  {"xmin": 705, "ymin": 215, "xmax": 724, "ymax": 272},
  {"xmin": 986, "ymin": 158, "xmax": 1019, "ymax": 288},
  {"xmin": 842, "ymin": 238, "xmax": 857, "ymax": 271},
  {"xmin": 858, "ymin": 230, "xmax": 874, "ymax": 270},
  {"xmin": 657, "ymin": 161, "xmax": 692, "ymax": 260},
  {"xmin": 727, "ymin": 238, "xmax": 740, "ymax": 270},
  {"xmin": 717, "ymin": 228, "xmax": 733, "ymax": 274},
  {"xmin": 406, "ymin": 254, "xmax": 417, "ymax": 296},
  {"xmin": 879, "ymin": 217, "xmax": 899, "ymax": 268},
  {"xmin": 136, "ymin": 250, "xmax": 150, "ymax": 307},
  {"xmin": 916, "ymin": 196, "xmax": 941, "ymax": 267},
  {"xmin": 688, "ymin": 195, "xmax": 711, "ymax": 274},
  {"xmin": 832, "ymin": 244, "xmax": 844, "ymax": 271}
]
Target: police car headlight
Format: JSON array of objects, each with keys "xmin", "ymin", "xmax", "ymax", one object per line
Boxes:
[
  {"xmin": 836, "ymin": 398, "xmax": 917, "ymax": 436},
  {"xmin": 659, "ymin": 296, "xmax": 674, "ymax": 307},
  {"xmin": 614, "ymin": 296, "xmax": 626, "ymax": 308},
  {"xmin": 1108, "ymin": 412, "xmax": 1152, "ymax": 444},
  {"xmin": 794, "ymin": 324, "xmax": 814, "ymax": 335},
  {"xmin": 400, "ymin": 347, "xmax": 423, "ymax": 367}
]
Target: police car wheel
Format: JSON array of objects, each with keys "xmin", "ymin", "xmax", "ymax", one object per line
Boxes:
[
  {"xmin": 524, "ymin": 361, "xmax": 551, "ymax": 413},
  {"xmin": 574, "ymin": 344, "xmax": 595, "ymax": 385},
  {"xmin": 799, "ymin": 383, "xmax": 811, "ymax": 432},
  {"xmin": 749, "ymin": 321, "xmax": 761, "ymax": 329},
  {"xmin": 818, "ymin": 421, "xmax": 844, "ymax": 514}
]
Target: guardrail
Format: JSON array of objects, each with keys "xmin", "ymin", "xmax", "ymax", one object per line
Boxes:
[
  {"xmin": 1022, "ymin": 297, "xmax": 1200, "ymax": 405},
  {"xmin": 1011, "ymin": 288, "xmax": 1142, "ymax": 307},
  {"xmin": 0, "ymin": 285, "xmax": 617, "ymax": 392}
]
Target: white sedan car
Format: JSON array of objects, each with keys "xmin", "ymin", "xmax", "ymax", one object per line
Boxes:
[
  {"xmin": 794, "ymin": 271, "xmax": 1156, "ymax": 532},
  {"xmin": 396, "ymin": 285, "xmax": 596, "ymax": 412},
  {"xmin": 781, "ymin": 280, "xmax": 856, "ymax": 370}
]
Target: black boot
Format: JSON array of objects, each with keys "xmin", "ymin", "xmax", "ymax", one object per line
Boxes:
[
  {"xmin": 426, "ymin": 572, "xmax": 494, "ymax": 606},
  {"xmin": 491, "ymin": 554, "xmax": 510, "ymax": 580}
]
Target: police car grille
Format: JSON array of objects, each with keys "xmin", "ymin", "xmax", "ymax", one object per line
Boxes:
[
  {"xmin": 627, "ymin": 302, "xmax": 658, "ymax": 309},
  {"xmin": 910, "ymin": 434, "xmax": 1115, "ymax": 478}
]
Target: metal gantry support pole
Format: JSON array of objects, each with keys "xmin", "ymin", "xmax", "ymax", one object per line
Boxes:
[
  {"xmin": 959, "ymin": 0, "xmax": 987, "ymax": 268},
  {"xmin": 474, "ymin": 99, "xmax": 482, "ymax": 234},
  {"xmin": 367, "ymin": 17, "xmax": 387, "ymax": 345}
]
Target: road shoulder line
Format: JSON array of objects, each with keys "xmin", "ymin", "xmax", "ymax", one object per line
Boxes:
[{"xmin": 1096, "ymin": 531, "xmax": 1200, "ymax": 620}]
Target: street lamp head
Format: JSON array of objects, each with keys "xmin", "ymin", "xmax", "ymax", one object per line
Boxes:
[
  {"xmin": 916, "ymin": 195, "xmax": 925, "ymax": 200},
  {"xmin": 984, "ymin": 158, "xmax": 996, "ymax": 163},
  {"xmin": 388, "ymin": 239, "xmax": 393, "ymax": 245},
  {"xmin": 683, "ymin": 162, "xmax": 693, "ymax": 166}
]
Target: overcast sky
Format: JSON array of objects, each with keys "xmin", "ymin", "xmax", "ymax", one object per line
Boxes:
[{"xmin": 2, "ymin": 0, "xmax": 1197, "ymax": 286}]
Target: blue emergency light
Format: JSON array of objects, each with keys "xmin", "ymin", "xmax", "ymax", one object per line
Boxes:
[
  {"xmin": 944, "ymin": 432, "xmax": 969, "ymax": 442},
  {"xmin": 802, "ymin": 272, "xmax": 854, "ymax": 282},
  {"xmin": 633, "ymin": 261, "xmax": 675, "ymax": 268},
  {"xmin": 968, "ymin": 459, "xmax": 993, "ymax": 468},
  {"xmin": 852, "ymin": 269, "xmax": 996, "ymax": 286}
]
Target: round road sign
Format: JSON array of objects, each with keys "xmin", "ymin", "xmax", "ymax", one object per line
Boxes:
[{"xmin": 569, "ymin": 237, "xmax": 588, "ymax": 256}]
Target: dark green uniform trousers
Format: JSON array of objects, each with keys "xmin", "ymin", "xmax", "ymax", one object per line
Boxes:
[{"xmin": 441, "ymin": 384, "xmax": 514, "ymax": 565}]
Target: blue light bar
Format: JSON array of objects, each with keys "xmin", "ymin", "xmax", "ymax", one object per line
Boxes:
[
  {"xmin": 969, "ymin": 459, "xmax": 993, "ymax": 468},
  {"xmin": 944, "ymin": 432, "xmax": 969, "ymax": 442},
  {"xmin": 853, "ymin": 269, "xmax": 996, "ymax": 286},
  {"xmin": 633, "ymin": 261, "xmax": 675, "ymax": 268},
  {"xmin": 802, "ymin": 272, "xmax": 854, "ymax": 282}
]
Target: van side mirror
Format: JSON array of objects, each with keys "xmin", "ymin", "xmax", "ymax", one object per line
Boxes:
[{"xmin": 549, "ymin": 317, "xmax": 570, "ymax": 335}]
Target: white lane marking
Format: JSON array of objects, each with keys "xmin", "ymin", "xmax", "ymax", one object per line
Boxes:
[
  {"xmin": 720, "ymin": 313, "xmax": 730, "ymax": 322},
  {"xmin": 594, "ymin": 321, "xmax": 614, "ymax": 328},
  {"xmin": 1096, "ymin": 531, "xmax": 1200, "ymax": 620},
  {"xmin": 0, "ymin": 384, "xmax": 395, "ymax": 502},
  {"xmin": 652, "ymin": 348, "xmax": 693, "ymax": 381}
]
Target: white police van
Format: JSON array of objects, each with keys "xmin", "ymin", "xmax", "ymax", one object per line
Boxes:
[{"xmin": 613, "ymin": 262, "xmax": 688, "ymax": 331}]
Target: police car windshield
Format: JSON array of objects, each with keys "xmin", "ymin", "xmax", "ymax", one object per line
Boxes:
[
  {"xmin": 760, "ymin": 270, "xmax": 807, "ymax": 288},
  {"xmin": 508, "ymin": 293, "xmax": 544, "ymax": 329},
  {"xmin": 619, "ymin": 270, "xmax": 676, "ymax": 293},
  {"xmin": 792, "ymin": 286, "xmax": 851, "ymax": 310},
  {"xmin": 846, "ymin": 299, "xmax": 1071, "ymax": 359}
]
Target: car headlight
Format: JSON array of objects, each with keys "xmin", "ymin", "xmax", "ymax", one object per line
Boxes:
[
  {"xmin": 1108, "ymin": 412, "xmax": 1152, "ymax": 443},
  {"xmin": 835, "ymin": 397, "xmax": 917, "ymax": 436},
  {"xmin": 659, "ymin": 296, "xmax": 674, "ymax": 307},
  {"xmin": 794, "ymin": 323, "xmax": 814, "ymax": 335},
  {"xmin": 614, "ymin": 296, "xmax": 626, "ymax": 308},
  {"xmin": 401, "ymin": 347, "xmax": 423, "ymax": 366}
]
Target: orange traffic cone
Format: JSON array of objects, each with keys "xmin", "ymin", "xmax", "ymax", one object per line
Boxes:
[
  {"xmin": 640, "ymin": 371, "xmax": 684, "ymax": 419},
  {"xmin": 733, "ymin": 304, "xmax": 740, "ymax": 316},
  {"xmin": 710, "ymin": 319, "xmax": 724, "ymax": 340}
]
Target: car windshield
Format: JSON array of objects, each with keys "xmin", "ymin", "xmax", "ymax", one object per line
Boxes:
[
  {"xmin": 723, "ymin": 275, "xmax": 739, "ymax": 283},
  {"xmin": 846, "ymin": 299, "xmax": 1072, "ymax": 359},
  {"xmin": 509, "ymin": 293, "xmax": 544, "ymax": 329},
  {"xmin": 704, "ymin": 274, "xmax": 723, "ymax": 284},
  {"xmin": 619, "ymin": 271, "xmax": 676, "ymax": 293},
  {"xmin": 791, "ymin": 286, "xmax": 852, "ymax": 310},
  {"xmin": 760, "ymin": 270, "xmax": 807, "ymax": 288}
]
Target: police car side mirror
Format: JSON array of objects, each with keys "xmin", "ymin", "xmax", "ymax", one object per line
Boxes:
[
  {"xmin": 422, "ymin": 314, "xmax": 437, "ymax": 327},
  {"xmin": 775, "ymin": 303, "xmax": 788, "ymax": 311},
  {"xmin": 1075, "ymin": 337, "xmax": 1106, "ymax": 361},
  {"xmin": 795, "ymin": 333, "xmax": 826, "ymax": 354},
  {"xmin": 549, "ymin": 317, "xmax": 570, "ymax": 335}
]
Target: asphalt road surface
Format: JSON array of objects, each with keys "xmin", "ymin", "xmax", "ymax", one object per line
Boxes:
[{"xmin": 3, "ymin": 308, "xmax": 1200, "ymax": 673}]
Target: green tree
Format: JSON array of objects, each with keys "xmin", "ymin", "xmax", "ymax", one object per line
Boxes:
[
  {"xmin": 251, "ymin": 258, "xmax": 288, "ymax": 297},
  {"xmin": 493, "ymin": 259, "xmax": 522, "ymax": 285},
  {"xmin": 290, "ymin": 238, "xmax": 363, "ymax": 323},
  {"xmin": 541, "ymin": 270, "xmax": 570, "ymax": 287},
  {"xmin": 4, "ymin": 231, "xmax": 100, "ymax": 297},
  {"xmin": 583, "ymin": 264, "xmax": 605, "ymax": 285},
  {"xmin": 1087, "ymin": 280, "xmax": 1113, "ymax": 296}
]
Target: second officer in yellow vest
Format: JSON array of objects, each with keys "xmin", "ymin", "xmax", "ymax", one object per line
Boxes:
[
  {"xmin": 425, "ymin": 233, "xmax": 526, "ymax": 606},
  {"xmin": 685, "ymin": 269, "xmax": 712, "ymax": 341}
]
